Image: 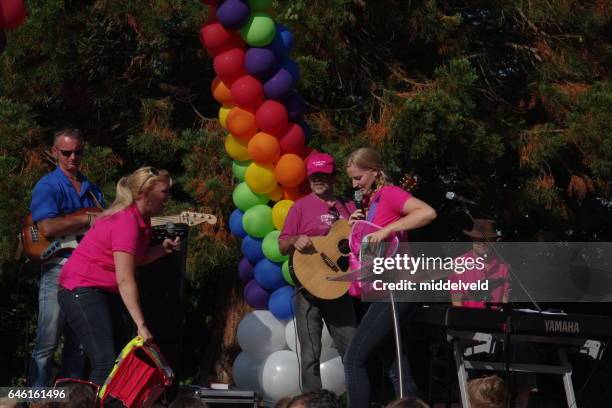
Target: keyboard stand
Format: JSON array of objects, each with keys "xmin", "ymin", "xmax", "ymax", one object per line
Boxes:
[{"xmin": 449, "ymin": 332, "xmax": 578, "ymax": 408}]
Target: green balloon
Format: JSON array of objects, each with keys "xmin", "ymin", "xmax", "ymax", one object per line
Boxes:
[
  {"xmin": 240, "ymin": 12, "xmax": 276, "ymax": 47},
  {"xmin": 262, "ymin": 230, "xmax": 288, "ymax": 263},
  {"xmin": 232, "ymin": 160, "xmax": 251, "ymax": 182},
  {"xmin": 232, "ymin": 182, "xmax": 268, "ymax": 212},
  {"xmin": 282, "ymin": 259, "xmax": 294, "ymax": 286},
  {"xmin": 243, "ymin": 204, "xmax": 275, "ymax": 238},
  {"xmin": 247, "ymin": 0, "xmax": 272, "ymax": 10}
]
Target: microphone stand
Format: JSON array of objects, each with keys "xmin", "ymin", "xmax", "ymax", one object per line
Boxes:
[{"xmin": 459, "ymin": 206, "xmax": 542, "ymax": 408}]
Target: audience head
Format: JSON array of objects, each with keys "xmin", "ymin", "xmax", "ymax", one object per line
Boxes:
[
  {"xmin": 385, "ymin": 397, "xmax": 431, "ymax": 408},
  {"xmin": 287, "ymin": 389, "xmax": 340, "ymax": 408},
  {"xmin": 53, "ymin": 378, "xmax": 99, "ymax": 408},
  {"xmin": 468, "ymin": 375, "xmax": 507, "ymax": 408}
]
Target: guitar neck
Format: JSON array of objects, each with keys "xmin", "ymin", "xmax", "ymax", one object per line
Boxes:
[{"xmin": 151, "ymin": 216, "xmax": 183, "ymax": 227}]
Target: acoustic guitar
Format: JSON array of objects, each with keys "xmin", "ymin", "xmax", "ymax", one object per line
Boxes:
[
  {"xmin": 288, "ymin": 174, "xmax": 420, "ymax": 299},
  {"xmin": 289, "ymin": 220, "xmax": 353, "ymax": 300},
  {"xmin": 21, "ymin": 208, "xmax": 216, "ymax": 262}
]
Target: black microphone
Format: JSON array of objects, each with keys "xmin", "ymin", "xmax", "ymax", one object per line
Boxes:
[
  {"xmin": 445, "ymin": 191, "xmax": 477, "ymax": 206},
  {"xmin": 354, "ymin": 190, "xmax": 363, "ymax": 210}
]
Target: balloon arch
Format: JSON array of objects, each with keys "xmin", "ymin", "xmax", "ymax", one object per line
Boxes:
[
  {"xmin": 1, "ymin": 0, "xmax": 346, "ymax": 402},
  {"xmin": 200, "ymin": 0, "xmax": 346, "ymax": 402}
]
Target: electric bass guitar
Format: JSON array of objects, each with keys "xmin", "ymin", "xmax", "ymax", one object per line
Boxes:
[
  {"xmin": 289, "ymin": 220, "xmax": 352, "ymax": 300},
  {"xmin": 21, "ymin": 208, "xmax": 217, "ymax": 262}
]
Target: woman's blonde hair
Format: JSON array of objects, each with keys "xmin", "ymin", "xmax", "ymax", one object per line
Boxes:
[
  {"xmin": 346, "ymin": 147, "xmax": 390, "ymax": 188},
  {"xmin": 105, "ymin": 166, "xmax": 171, "ymax": 216},
  {"xmin": 468, "ymin": 375, "xmax": 507, "ymax": 408}
]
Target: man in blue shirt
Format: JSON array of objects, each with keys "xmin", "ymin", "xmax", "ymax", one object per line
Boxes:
[{"xmin": 28, "ymin": 128, "xmax": 105, "ymax": 386}]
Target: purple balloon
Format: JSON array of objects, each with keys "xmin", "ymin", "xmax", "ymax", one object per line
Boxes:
[
  {"xmin": 284, "ymin": 91, "xmax": 306, "ymax": 121},
  {"xmin": 217, "ymin": 0, "xmax": 251, "ymax": 30},
  {"xmin": 238, "ymin": 257, "xmax": 254, "ymax": 283},
  {"xmin": 0, "ymin": 30, "xmax": 6, "ymax": 55},
  {"xmin": 264, "ymin": 60, "xmax": 300, "ymax": 101},
  {"xmin": 244, "ymin": 280, "xmax": 270, "ymax": 310},
  {"xmin": 245, "ymin": 47, "xmax": 277, "ymax": 80}
]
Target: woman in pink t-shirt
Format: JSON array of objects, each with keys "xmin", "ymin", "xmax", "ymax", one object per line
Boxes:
[
  {"xmin": 344, "ymin": 148, "xmax": 436, "ymax": 407},
  {"xmin": 58, "ymin": 167, "xmax": 180, "ymax": 385}
]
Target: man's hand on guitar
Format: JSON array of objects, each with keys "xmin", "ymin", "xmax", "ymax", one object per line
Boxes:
[
  {"xmin": 162, "ymin": 236, "xmax": 181, "ymax": 253},
  {"xmin": 348, "ymin": 209, "xmax": 365, "ymax": 226},
  {"xmin": 293, "ymin": 235, "xmax": 314, "ymax": 253}
]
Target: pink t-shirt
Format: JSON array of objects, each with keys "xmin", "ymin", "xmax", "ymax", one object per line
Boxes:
[
  {"xmin": 59, "ymin": 204, "xmax": 151, "ymax": 293},
  {"xmin": 279, "ymin": 193, "xmax": 356, "ymax": 240},
  {"xmin": 448, "ymin": 250, "xmax": 510, "ymax": 308},
  {"xmin": 367, "ymin": 186, "xmax": 412, "ymax": 240}
]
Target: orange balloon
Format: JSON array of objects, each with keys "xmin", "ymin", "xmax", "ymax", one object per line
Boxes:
[
  {"xmin": 248, "ymin": 132, "xmax": 280, "ymax": 164},
  {"xmin": 274, "ymin": 154, "xmax": 306, "ymax": 187},
  {"xmin": 211, "ymin": 76, "xmax": 232, "ymax": 104},
  {"xmin": 267, "ymin": 185, "xmax": 282, "ymax": 201},
  {"xmin": 281, "ymin": 186, "xmax": 300, "ymax": 201},
  {"xmin": 226, "ymin": 107, "xmax": 258, "ymax": 140}
]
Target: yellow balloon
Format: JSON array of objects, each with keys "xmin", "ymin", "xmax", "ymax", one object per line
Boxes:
[
  {"xmin": 245, "ymin": 162, "xmax": 277, "ymax": 194},
  {"xmin": 272, "ymin": 199, "xmax": 294, "ymax": 230},
  {"xmin": 225, "ymin": 133, "xmax": 250, "ymax": 161},
  {"xmin": 219, "ymin": 104, "xmax": 233, "ymax": 128},
  {"xmin": 267, "ymin": 185, "xmax": 282, "ymax": 202}
]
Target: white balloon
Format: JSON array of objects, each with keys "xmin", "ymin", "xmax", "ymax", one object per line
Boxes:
[
  {"xmin": 320, "ymin": 347, "xmax": 340, "ymax": 363},
  {"xmin": 232, "ymin": 352, "xmax": 263, "ymax": 392},
  {"xmin": 237, "ymin": 311, "xmax": 288, "ymax": 359},
  {"xmin": 285, "ymin": 318, "xmax": 334, "ymax": 353},
  {"xmin": 259, "ymin": 350, "xmax": 301, "ymax": 402},
  {"xmin": 320, "ymin": 355, "xmax": 346, "ymax": 396}
]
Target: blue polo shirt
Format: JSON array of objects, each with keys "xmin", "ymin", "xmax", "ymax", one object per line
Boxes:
[{"xmin": 30, "ymin": 167, "xmax": 105, "ymax": 223}]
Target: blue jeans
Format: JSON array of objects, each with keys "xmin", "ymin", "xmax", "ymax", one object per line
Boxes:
[
  {"xmin": 28, "ymin": 263, "xmax": 87, "ymax": 386},
  {"xmin": 344, "ymin": 302, "xmax": 419, "ymax": 408},
  {"xmin": 58, "ymin": 287, "xmax": 132, "ymax": 385}
]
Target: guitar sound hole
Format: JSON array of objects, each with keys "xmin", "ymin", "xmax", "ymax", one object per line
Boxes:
[
  {"xmin": 337, "ymin": 239, "xmax": 350, "ymax": 255},
  {"xmin": 336, "ymin": 256, "xmax": 349, "ymax": 272}
]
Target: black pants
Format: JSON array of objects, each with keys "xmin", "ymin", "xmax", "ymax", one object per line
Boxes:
[
  {"xmin": 58, "ymin": 287, "xmax": 132, "ymax": 385},
  {"xmin": 293, "ymin": 290, "xmax": 357, "ymax": 392}
]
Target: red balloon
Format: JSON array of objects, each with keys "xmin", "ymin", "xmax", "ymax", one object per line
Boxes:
[
  {"xmin": 205, "ymin": 5, "xmax": 217, "ymax": 24},
  {"xmin": 0, "ymin": 0, "xmax": 26, "ymax": 30},
  {"xmin": 255, "ymin": 100, "xmax": 289, "ymax": 135},
  {"xmin": 214, "ymin": 48, "xmax": 247, "ymax": 82},
  {"xmin": 231, "ymin": 75, "xmax": 264, "ymax": 109},
  {"xmin": 278, "ymin": 123, "xmax": 305, "ymax": 154},
  {"xmin": 299, "ymin": 146, "xmax": 316, "ymax": 160},
  {"xmin": 199, "ymin": 22, "xmax": 244, "ymax": 57}
]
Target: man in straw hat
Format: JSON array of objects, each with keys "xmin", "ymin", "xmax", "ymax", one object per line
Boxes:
[{"xmin": 449, "ymin": 219, "xmax": 509, "ymax": 308}]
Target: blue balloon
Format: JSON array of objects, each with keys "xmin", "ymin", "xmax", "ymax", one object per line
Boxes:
[
  {"xmin": 265, "ymin": 25, "xmax": 293, "ymax": 60},
  {"xmin": 254, "ymin": 259, "xmax": 284, "ymax": 290},
  {"xmin": 217, "ymin": 0, "xmax": 251, "ymax": 30},
  {"xmin": 229, "ymin": 209, "xmax": 248, "ymax": 238},
  {"xmin": 277, "ymin": 25, "xmax": 294, "ymax": 54},
  {"xmin": 241, "ymin": 235, "xmax": 265, "ymax": 264},
  {"xmin": 268, "ymin": 285, "xmax": 294, "ymax": 320}
]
